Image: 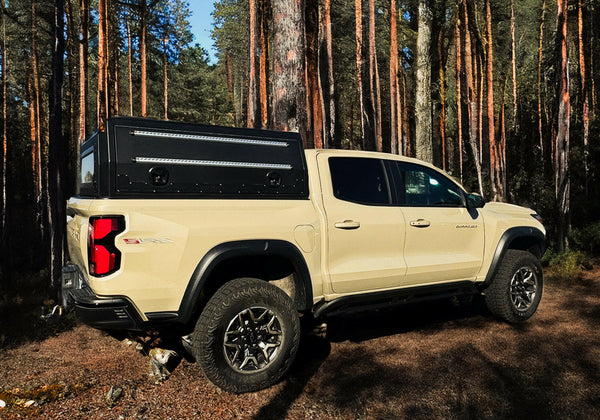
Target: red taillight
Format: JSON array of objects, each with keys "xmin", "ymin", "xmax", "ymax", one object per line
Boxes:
[{"xmin": 88, "ymin": 216, "xmax": 124, "ymax": 276}]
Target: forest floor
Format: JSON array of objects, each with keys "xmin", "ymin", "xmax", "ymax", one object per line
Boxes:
[{"xmin": 1, "ymin": 264, "xmax": 600, "ymax": 419}]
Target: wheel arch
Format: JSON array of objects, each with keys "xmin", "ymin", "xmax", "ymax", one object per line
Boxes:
[
  {"xmin": 481, "ymin": 226, "xmax": 546, "ymax": 288},
  {"xmin": 177, "ymin": 240, "xmax": 313, "ymax": 325}
]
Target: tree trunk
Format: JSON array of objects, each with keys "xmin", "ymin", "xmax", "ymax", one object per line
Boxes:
[
  {"xmin": 578, "ymin": 0, "xmax": 589, "ymax": 197},
  {"xmin": 271, "ymin": 0, "xmax": 308, "ymax": 145},
  {"xmin": 126, "ymin": 16, "xmax": 133, "ymax": 116},
  {"xmin": 109, "ymin": 2, "xmax": 119, "ymax": 116},
  {"xmin": 510, "ymin": 0, "xmax": 518, "ymax": 131},
  {"xmin": 47, "ymin": 0, "xmax": 66, "ymax": 287},
  {"xmin": 163, "ymin": 36, "xmax": 168, "ymax": 120},
  {"xmin": 368, "ymin": 0, "xmax": 382, "ymax": 151},
  {"xmin": 486, "ymin": 0, "xmax": 498, "ymax": 200},
  {"xmin": 390, "ymin": 0, "xmax": 400, "ymax": 155},
  {"xmin": 140, "ymin": 0, "xmax": 147, "ymax": 117},
  {"xmin": 455, "ymin": 12, "xmax": 463, "ymax": 182},
  {"xmin": 225, "ymin": 54, "xmax": 236, "ymax": 125},
  {"xmin": 554, "ymin": 0, "xmax": 570, "ymax": 253},
  {"xmin": 462, "ymin": 0, "xmax": 483, "ymax": 196},
  {"xmin": 323, "ymin": 0, "xmax": 335, "ymax": 148},
  {"xmin": 537, "ymin": 0, "xmax": 546, "ymax": 157},
  {"xmin": 259, "ymin": 0, "xmax": 269, "ymax": 128},
  {"xmin": 305, "ymin": 0, "xmax": 324, "ymax": 148},
  {"xmin": 30, "ymin": 0, "xmax": 42, "ymax": 206},
  {"xmin": 1, "ymin": 3, "xmax": 7, "ymax": 246},
  {"xmin": 438, "ymin": 30, "xmax": 447, "ymax": 169},
  {"xmin": 415, "ymin": 0, "xmax": 433, "ymax": 163},
  {"xmin": 247, "ymin": 0, "xmax": 258, "ymax": 128},
  {"xmin": 355, "ymin": 0, "xmax": 368, "ymax": 149},
  {"xmin": 79, "ymin": 0, "xmax": 88, "ymax": 142},
  {"xmin": 97, "ymin": 0, "xmax": 108, "ymax": 127}
]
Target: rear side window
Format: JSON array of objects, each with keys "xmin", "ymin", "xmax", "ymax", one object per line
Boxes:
[
  {"xmin": 329, "ymin": 157, "xmax": 391, "ymax": 205},
  {"xmin": 79, "ymin": 146, "xmax": 97, "ymax": 197}
]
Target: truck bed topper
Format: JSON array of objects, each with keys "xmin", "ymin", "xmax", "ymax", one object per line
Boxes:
[{"xmin": 79, "ymin": 116, "xmax": 308, "ymax": 199}]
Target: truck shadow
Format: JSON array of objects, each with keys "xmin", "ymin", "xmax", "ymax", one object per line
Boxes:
[
  {"xmin": 324, "ymin": 295, "xmax": 489, "ymax": 343},
  {"xmin": 254, "ymin": 333, "xmax": 331, "ymax": 420},
  {"xmin": 0, "ymin": 294, "xmax": 77, "ymax": 350},
  {"xmin": 255, "ymin": 296, "xmax": 489, "ymax": 419}
]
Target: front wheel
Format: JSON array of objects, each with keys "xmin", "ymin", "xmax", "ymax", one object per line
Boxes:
[
  {"xmin": 485, "ymin": 249, "xmax": 543, "ymax": 323},
  {"xmin": 191, "ymin": 278, "xmax": 300, "ymax": 393}
]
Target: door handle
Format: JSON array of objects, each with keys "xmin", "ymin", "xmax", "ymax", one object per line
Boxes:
[
  {"xmin": 409, "ymin": 219, "xmax": 431, "ymax": 228},
  {"xmin": 334, "ymin": 220, "xmax": 361, "ymax": 230}
]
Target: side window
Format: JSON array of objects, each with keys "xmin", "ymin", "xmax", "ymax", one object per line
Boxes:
[
  {"xmin": 329, "ymin": 157, "xmax": 391, "ymax": 205},
  {"xmin": 399, "ymin": 163, "xmax": 464, "ymax": 207}
]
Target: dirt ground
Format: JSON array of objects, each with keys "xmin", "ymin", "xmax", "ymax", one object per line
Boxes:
[{"xmin": 1, "ymin": 266, "xmax": 599, "ymax": 419}]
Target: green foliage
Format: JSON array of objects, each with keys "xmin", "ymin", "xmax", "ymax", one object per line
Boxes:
[
  {"xmin": 545, "ymin": 250, "xmax": 587, "ymax": 284},
  {"xmin": 571, "ymin": 222, "xmax": 600, "ymax": 255}
]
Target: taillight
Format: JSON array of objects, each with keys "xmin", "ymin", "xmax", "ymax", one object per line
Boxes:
[{"xmin": 88, "ymin": 216, "xmax": 125, "ymax": 276}]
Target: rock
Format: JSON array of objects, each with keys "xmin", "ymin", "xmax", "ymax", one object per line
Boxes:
[
  {"xmin": 0, "ymin": 399, "xmax": 5, "ymax": 408},
  {"xmin": 24, "ymin": 400, "xmax": 35, "ymax": 408},
  {"xmin": 106, "ymin": 386, "xmax": 123, "ymax": 406}
]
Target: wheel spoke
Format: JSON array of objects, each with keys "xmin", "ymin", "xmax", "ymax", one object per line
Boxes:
[
  {"xmin": 224, "ymin": 306, "xmax": 283, "ymax": 373},
  {"xmin": 509, "ymin": 266, "xmax": 537, "ymax": 312}
]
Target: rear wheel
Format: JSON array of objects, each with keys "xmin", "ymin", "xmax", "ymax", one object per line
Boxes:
[
  {"xmin": 191, "ymin": 277, "xmax": 300, "ymax": 393},
  {"xmin": 485, "ymin": 249, "xmax": 543, "ymax": 323}
]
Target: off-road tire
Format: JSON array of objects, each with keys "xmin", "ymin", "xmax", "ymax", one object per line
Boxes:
[
  {"xmin": 191, "ymin": 277, "xmax": 300, "ymax": 393},
  {"xmin": 485, "ymin": 249, "xmax": 543, "ymax": 323}
]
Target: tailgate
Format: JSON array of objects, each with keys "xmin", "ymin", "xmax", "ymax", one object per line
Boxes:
[{"xmin": 66, "ymin": 197, "xmax": 92, "ymax": 273}]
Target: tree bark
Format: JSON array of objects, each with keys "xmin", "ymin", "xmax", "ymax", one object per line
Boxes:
[
  {"xmin": 79, "ymin": 0, "xmax": 88, "ymax": 141},
  {"xmin": 455, "ymin": 12, "xmax": 463, "ymax": 182},
  {"xmin": 390, "ymin": 0, "xmax": 400, "ymax": 155},
  {"xmin": 271, "ymin": 0, "xmax": 308, "ymax": 145},
  {"xmin": 537, "ymin": 0, "xmax": 546, "ymax": 157},
  {"xmin": 510, "ymin": 0, "xmax": 518, "ymax": 131},
  {"xmin": 305, "ymin": 0, "xmax": 324, "ymax": 148},
  {"xmin": 1, "ymin": 3, "xmax": 7, "ymax": 247},
  {"xmin": 97, "ymin": 0, "xmax": 108, "ymax": 127},
  {"xmin": 461, "ymin": 0, "xmax": 483, "ymax": 196},
  {"xmin": 486, "ymin": 0, "xmax": 499, "ymax": 200},
  {"xmin": 259, "ymin": 0, "xmax": 269, "ymax": 128},
  {"xmin": 323, "ymin": 0, "xmax": 335, "ymax": 148},
  {"xmin": 47, "ymin": 0, "xmax": 66, "ymax": 287},
  {"xmin": 368, "ymin": 0, "xmax": 382, "ymax": 151},
  {"xmin": 126, "ymin": 16, "xmax": 133, "ymax": 116},
  {"xmin": 554, "ymin": 0, "xmax": 570, "ymax": 253},
  {"xmin": 140, "ymin": 0, "xmax": 147, "ymax": 117},
  {"xmin": 355, "ymin": 0, "xmax": 368, "ymax": 149},
  {"xmin": 247, "ymin": 0, "xmax": 258, "ymax": 127},
  {"xmin": 30, "ymin": 0, "xmax": 42, "ymax": 205},
  {"xmin": 415, "ymin": 0, "xmax": 433, "ymax": 163},
  {"xmin": 163, "ymin": 35, "xmax": 168, "ymax": 120},
  {"xmin": 578, "ymin": 0, "xmax": 589, "ymax": 197},
  {"xmin": 438, "ymin": 30, "xmax": 446, "ymax": 168}
]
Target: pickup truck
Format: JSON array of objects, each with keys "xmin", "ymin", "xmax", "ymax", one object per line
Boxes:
[{"xmin": 62, "ymin": 116, "xmax": 546, "ymax": 393}]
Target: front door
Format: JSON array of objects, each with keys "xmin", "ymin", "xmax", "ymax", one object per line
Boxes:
[{"xmin": 393, "ymin": 162, "xmax": 485, "ymax": 286}]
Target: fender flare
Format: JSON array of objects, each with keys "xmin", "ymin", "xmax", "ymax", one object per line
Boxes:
[
  {"xmin": 482, "ymin": 226, "xmax": 546, "ymax": 288},
  {"xmin": 177, "ymin": 239, "xmax": 313, "ymax": 323}
]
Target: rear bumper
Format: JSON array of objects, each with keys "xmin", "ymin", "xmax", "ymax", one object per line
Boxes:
[{"xmin": 61, "ymin": 264, "xmax": 145, "ymax": 330}]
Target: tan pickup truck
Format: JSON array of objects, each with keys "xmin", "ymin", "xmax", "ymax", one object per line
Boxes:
[{"xmin": 62, "ymin": 117, "xmax": 546, "ymax": 392}]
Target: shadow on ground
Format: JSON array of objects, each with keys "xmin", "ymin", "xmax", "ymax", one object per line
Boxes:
[{"xmin": 0, "ymin": 290, "xmax": 76, "ymax": 350}]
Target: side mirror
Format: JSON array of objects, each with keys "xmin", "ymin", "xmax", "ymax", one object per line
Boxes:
[{"xmin": 466, "ymin": 193, "xmax": 485, "ymax": 209}]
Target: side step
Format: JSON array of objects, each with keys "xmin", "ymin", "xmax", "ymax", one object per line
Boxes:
[{"xmin": 313, "ymin": 281, "xmax": 480, "ymax": 319}]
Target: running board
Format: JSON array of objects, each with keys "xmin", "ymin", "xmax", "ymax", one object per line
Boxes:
[{"xmin": 313, "ymin": 281, "xmax": 480, "ymax": 319}]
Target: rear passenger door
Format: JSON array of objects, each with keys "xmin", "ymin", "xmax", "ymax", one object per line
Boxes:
[
  {"xmin": 392, "ymin": 162, "xmax": 485, "ymax": 286},
  {"xmin": 318, "ymin": 155, "xmax": 407, "ymax": 294}
]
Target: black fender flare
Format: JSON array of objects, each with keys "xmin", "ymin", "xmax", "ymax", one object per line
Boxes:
[
  {"xmin": 177, "ymin": 239, "xmax": 313, "ymax": 323},
  {"xmin": 481, "ymin": 226, "xmax": 546, "ymax": 288}
]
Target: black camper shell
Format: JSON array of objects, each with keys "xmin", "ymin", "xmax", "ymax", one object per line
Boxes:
[{"xmin": 78, "ymin": 117, "xmax": 309, "ymax": 199}]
